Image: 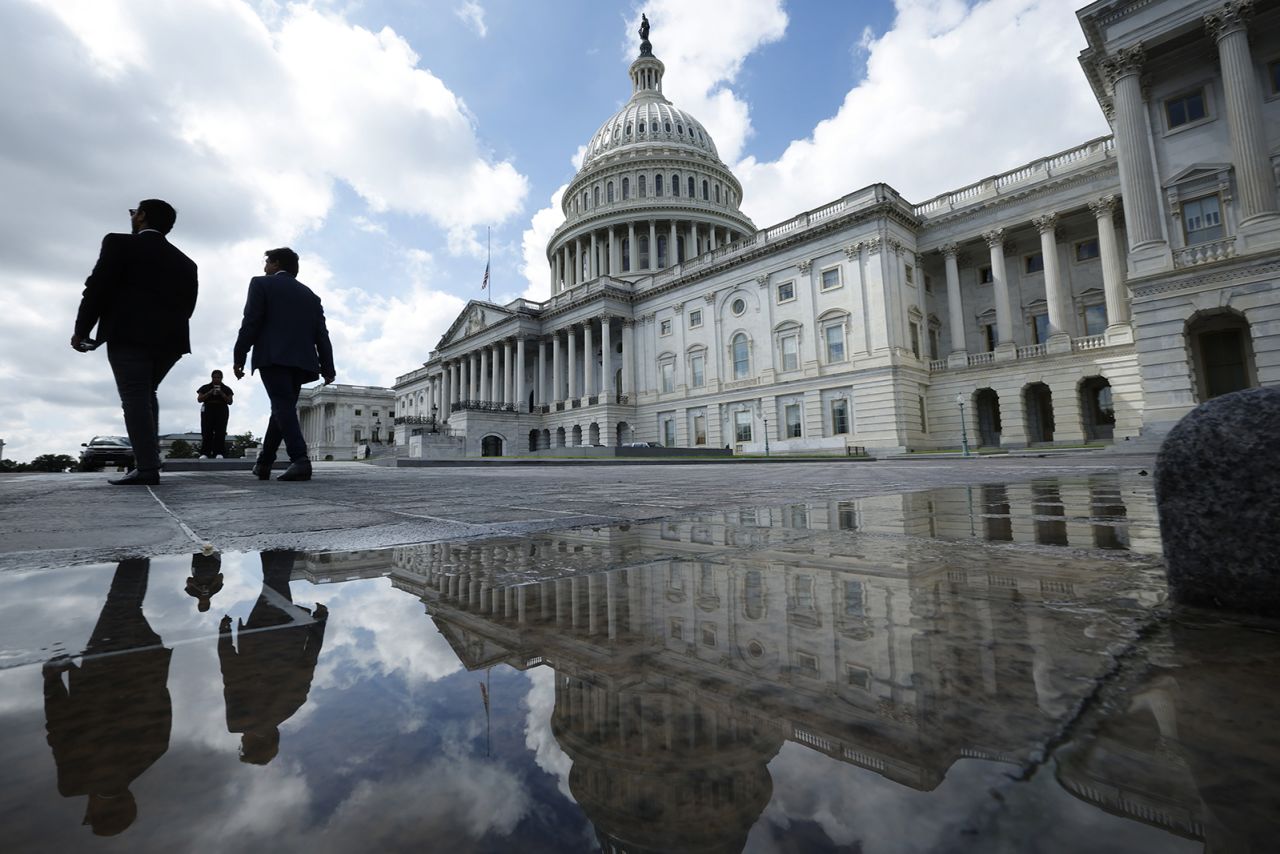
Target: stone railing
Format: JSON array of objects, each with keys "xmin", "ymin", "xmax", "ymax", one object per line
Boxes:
[
  {"xmin": 927, "ymin": 358, "xmax": 948, "ymax": 372},
  {"xmin": 1017, "ymin": 343, "xmax": 1047, "ymax": 359},
  {"xmin": 1174, "ymin": 236, "xmax": 1237, "ymax": 268},
  {"xmin": 394, "ymin": 415, "xmax": 439, "ymax": 426},
  {"xmin": 929, "ymin": 333, "xmax": 1122, "ymax": 372},
  {"xmin": 450, "ymin": 400, "xmax": 517, "ymax": 413},
  {"xmin": 967, "ymin": 352, "xmax": 995, "ymax": 366},
  {"xmin": 1073, "ymin": 334, "xmax": 1107, "ymax": 351}
]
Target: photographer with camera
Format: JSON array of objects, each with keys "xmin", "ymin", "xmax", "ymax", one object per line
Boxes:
[{"xmin": 196, "ymin": 370, "xmax": 234, "ymax": 458}]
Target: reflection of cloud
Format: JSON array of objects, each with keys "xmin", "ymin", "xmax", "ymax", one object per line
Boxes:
[{"xmin": 523, "ymin": 666, "xmax": 575, "ymax": 801}]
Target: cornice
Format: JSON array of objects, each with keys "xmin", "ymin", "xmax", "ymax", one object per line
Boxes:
[{"xmin": 1130, "ymin": 256, "xmax": 1280, "ymax": 298}]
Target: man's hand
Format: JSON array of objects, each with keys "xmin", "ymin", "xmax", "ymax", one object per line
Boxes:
[
  {"xmin": 233, "ymin": 365, "xmax": 245, "ymax": 380},
  {"xmin": 322, "ymin": 374, "xmax": 335, "ymax": 386},
  {"xmin": 70, "ymin": 334, "xmax": 83, "ymax": 351},
  {"xmin": 219, "ymin": 615, "xmax": 233, "ymax": 633}
]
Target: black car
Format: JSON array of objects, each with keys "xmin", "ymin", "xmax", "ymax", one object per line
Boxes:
[{"xmin": 80, "ymin": 435, "xmax": 134, "ymax": 468}]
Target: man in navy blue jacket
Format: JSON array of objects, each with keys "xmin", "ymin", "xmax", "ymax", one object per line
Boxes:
[{"xmin": 233, "ymin": 248, "xmax": 335, "ymax": 482}]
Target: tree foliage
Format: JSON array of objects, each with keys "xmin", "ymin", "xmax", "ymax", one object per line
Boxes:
[
  {"xmin": 27, "ymin": 454, "xmax": 79, "ymax": 472},
  {"xmin": 166, "ymin": 439, "xmax": 199, "ymax": 459}
]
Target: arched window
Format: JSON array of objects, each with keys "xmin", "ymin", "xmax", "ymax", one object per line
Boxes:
[
  {"xmin": 593, "ymin": 186, "xmax": 600, "ymax": 206},
  {"xmin": 671, "ymin": 174, "xmax": 679, "ymax": 197},
  {"xmin": 715, "ymin": 184, "xmax": 721, "ymax": 204},
  {"xmin": 639, "ymin": 175, "xmax": 647, "ymax": 198},
  {"xmin": 583, "ymin": 190, "xmax": 589, "ymax": 209},
  {"xmin": 651, "ymin": 121, "xmax": 658, "ymax": 132},
  {"xmin": 625, "ymin": 122, "xmax": 632, "ymax": 135},
  {"xmin": 607, "ymin": 181, "xmax": 614, "ymax": 203},
  {"xmin": 639, "ymin": 120, "xmax": 645, "ymax": 134},
  {"xmin": 703, "ymin": 180, "xmax": 710, "ymax": 201},
  {"xmin": 665, "ymin": 121, "xmax": 672, "ymax": 132},
  {"xmin": 622, "ymin": 177, "xmax": 630, "ymax": 200},
  {"xmin": 732, "ymin": 333, "xmax": 750, "ymax": 379},
  {"xmin": 655, "ymin": 174, "xmax": 663, "ymax": 197},
  {"xmin": 677, "ymin": 123, "xmax": 683, "ymax": 134},
  {"xmin": 688, "ymin": 176, "xmax": 695, "ymax": 197}
]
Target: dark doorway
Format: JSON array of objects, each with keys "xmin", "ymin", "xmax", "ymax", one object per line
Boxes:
[
  {"xmin": 528, "ymin": 429, "xmax": 540, "ymax": 452},
  {"xmin": 1188, "ymin": 311, "xmax": 1256, "ymax": 401},
  {"xmin": 481, "ymin": 436, "xmax": 503, "ymax": 457},
  {"xmin": 1079, "ymin": 376, "xmax": 1115, "ymax": 441},
  {"xmin": 974, "ymin": 389, "xmax": 1001, "ymax": 447},
  {"xmin": 1023, "ymin": 383, "xmax": 1055, "ymax": 444}
]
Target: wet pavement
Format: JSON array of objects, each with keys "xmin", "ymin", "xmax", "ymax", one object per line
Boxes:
[{"xmin": 2, "ymin": 468, "xmax": 1278, "ymax": 852}]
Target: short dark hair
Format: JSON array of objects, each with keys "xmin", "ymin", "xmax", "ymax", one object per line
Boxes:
[
  {"xmin": 264, "ymin": 247, "xmax": 299, "ymax": 276},
  {"xmin": 137, "ymin": 199, "xmax": 177, "ymax": 234},
  {"xmin": 211, "ymin": 370, "xmax": 223, "ymax": 379}
]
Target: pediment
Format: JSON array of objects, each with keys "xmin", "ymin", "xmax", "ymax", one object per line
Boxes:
[
  {"xmin": 438, "ymin": 300, "xmax": 517, "ymax": 348},
  {"xmin": 1163, "ymin": 162, "xmax": 1232, "ymax": 188},
  {"xmin": 430, "ymin": 616, "xmax": 514, "ymax": 671}
]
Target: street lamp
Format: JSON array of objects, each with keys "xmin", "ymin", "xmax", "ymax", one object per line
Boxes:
[
  {"xmin": 430, "ymin": 403, "xmax": 439, "ymax": 433},
  {"xmin": 762, "ymin": 416, "xmax": 770, "ymax": 457},
  {"xmin": 955, "ymin": 393, "xmax": 971, "ymax": 457}
]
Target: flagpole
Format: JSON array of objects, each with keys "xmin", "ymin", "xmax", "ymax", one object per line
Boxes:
[{"xmin": 487, "ymin": 226, "xmax": 491, "ymax": 294}]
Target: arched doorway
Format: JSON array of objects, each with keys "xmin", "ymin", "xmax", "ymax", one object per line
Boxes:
[
  {"xmin": 589, "ymin": 423, "xmax": 600, "ymax": 445},
  {"xmin": 1023, "ymin": 383, "xmax": 1055, "ymax": 444},
  {"xmin": 974, "ymin": 389, "xmax": 1001, "ymax": 447},
  {"xmin": 481, "ymin": 435, "xmax": 503, "ymax": 457},
  {"xmin": 1079, "ymin": 376, "xmax": 1115, "ymax": 441},
  {"xmin": 616, "ymin": 421, "xmax": 631, "ymax": 445},
  {"xmin": 555, "ymin": 426, "xmax": 567, "ymax": 447},
  {"xmin": 571, "ymin": 425, "xmax": 583, "ymax": 446},
  {"xmin": 542, "ymin": 428, "xmax": 551, "ymax": 449},
  {"xmin": 1187, "ymin": 310, "xmax": 1257, "ymax": 401},
  {"xmin": 528, "ymin": 429, "xmax": 540, "ymax": 451}
]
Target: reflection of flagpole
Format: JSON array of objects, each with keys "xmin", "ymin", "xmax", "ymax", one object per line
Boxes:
[{"xmin": 479, "ymin": 667, "xmax": 491, "ymax": 757}]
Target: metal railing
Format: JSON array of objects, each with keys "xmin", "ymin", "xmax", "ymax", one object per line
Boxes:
[{"xmin": 450, "ymin": 400, "xmax": 517, "ymax": 413}]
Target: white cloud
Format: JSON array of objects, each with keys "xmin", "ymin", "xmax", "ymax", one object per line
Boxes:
[
  {"xmin": 0, "ymin": 1, "xmax": 528, "ymax": 460},
  {"xmin": 455, "ymin": 1, "xmax": 488, "ymax": 38},
  {"xmin": 734, "ymin": 0, "xmax": 1110, "ymax": 227},
  {"xmin": 519, "ymin": 185, "xmax": 567, "ymax": 299}
]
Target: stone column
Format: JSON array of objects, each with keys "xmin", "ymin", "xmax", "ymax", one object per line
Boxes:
[
  {"xmin": 983, "ymin": 229, "xmax": 1016, "ymax": 360},
  {"xmin": 622, "ymin": 320, "xmax": 635, "ymax": 396},
  {"xmin": 441, "ymin": 362, "xmax": 451, "ymax": 420},
  {"xmin": 537, "ymin": 339, "xmax": 547, "ymax": 406},
  {"xmin": 647, "ymin": 221, "xmax": 657, "ymax": 271},
  {"xmin": 549, "ymin": 254, "xmax": 556, "ymax": 295},
  {"xmin": 669, "ymin": 220, "xmax": 678, "ymax": 266},
  {"xmin": 607, "ymin": 225, "xmax": 617, "ymax": 275},
  {"xmin": 1206, "ymin": 2, "xmax": 1280, "ymax": 229},
  {"xmin": 688, "ymin": 222, "xmax": 698, "ymax": 258},
  {"xmin": 627, "ymin": 223, "xmax": 636, "ymax": 272},
  {"xmin": 480, "ymin": 347, "xmax": 491, "ymax": 402},
  {"xmin": 567, "ymin": 325, "xmax": 579, "ymax": 401},
  {"xmin": 470, "ymin": 352, "xmax": 480, "ymax": 401},
  {"xmin": 1033, "ymin": 213, "xmax": 1072, "ymax": 352},
  {"xmin": 1090, "ymin": 195, "xmax": 1133, "ymax": 342},
  {"xmin": 575, "ymin": 238, "xmax": 584, "ymax": 286},
  {"xmin": 601, "ymin": 316, "xmax": 614, "ymax": 399},
  {"xmin": 560, "ymin": 246, "xmax": 569, "ymax": 290},
  {"xmin": 504, "ymin": 339, "xmax": 515, "ymax": 405},
  {"xmin": 709, "ymin": 226, "xmax": 718, "ymax": 251},
  {"xmin": 454, "ymin": 361, "xmax": 462, "ymax": 405},
  {"xmin": 1101, "ymin": 46, "xmax": 1166, "ymax": 255},
  {"xmin": 941, "ymin": 243, "xmax": 967, "ymax": 365},
  {"xmin": 590, "ymin": 231, "xmax": 599, "ymax": 280},
  {"xmin": 552, "ymin": 331, "xmax": 563, "ymax": 404},
  {"xmin": 584, "ymin": 320, "xmax": 596, "ymax": 397},
  {"xmin": 515, "ymin": 337, "xmax": 527, "ymax": 412}
]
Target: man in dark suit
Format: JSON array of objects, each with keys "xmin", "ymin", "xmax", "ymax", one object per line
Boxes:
[
  {"xmin": 73, "ymin": 199, "xmax": 199, "ymax": 485},
  {"xmin": 233, "ymin": 247, "xmax": 335, "ymax": 482}
]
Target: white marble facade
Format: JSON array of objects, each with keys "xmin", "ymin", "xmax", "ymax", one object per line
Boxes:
[
  {"xmin": 393, "ymin": 0, "xmax": 1280, "ymax": 456},
  {"xmin": 297, "ymin": 383, "xmax": 395, "ymax": 461}
]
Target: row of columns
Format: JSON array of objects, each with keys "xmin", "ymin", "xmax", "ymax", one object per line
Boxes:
[
  {"xmin": 425, "ymin": 317, "xmax": 640, "ymax": 415},
  {"xmin": 939, "ymin": 195, "xmax": 1129, "ymax": 357},
  {"xmin": 1102, "ymin": 2, "xmax": 1278, "ymax": 259},
  {"xmin": 551, "ymin": 219, "xmax": 741, "ymax": 292}
]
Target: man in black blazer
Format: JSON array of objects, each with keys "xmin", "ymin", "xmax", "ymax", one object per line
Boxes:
[
  {"xmin": 73, "ymin": 200, "xmax": 198, "ymax": 485},
  {"xmin": 233, "ymin": 247, "xmax": 335, "ymax": 482}
]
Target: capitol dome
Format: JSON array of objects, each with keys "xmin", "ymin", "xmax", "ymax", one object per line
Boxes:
[{"xmin": 545, "ymin": 16, "xmax": 756, "ymax": 294}]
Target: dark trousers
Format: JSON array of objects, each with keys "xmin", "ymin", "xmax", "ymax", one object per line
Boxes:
[
  {"xmin": 258, "ymin": 366, "xmax": 309, "ymax": 464},
  {"xmin": 200, "ymin": 407, "xmax": 229, "ymax": 457},
  {"xmin": 107, "ymin": 343, "xmax": 180, "ymax": 472}
]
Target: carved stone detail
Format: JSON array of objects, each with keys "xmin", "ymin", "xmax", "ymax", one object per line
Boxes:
[
  {"xmin": 982, "ymin": 228, "xmax": 1006, "ymax": 249},
  {"xmin": 939, "ymin": 242, "xmax": 960, "ymax": 258},
  {"xmin": 1205, "ymin": 0, "xmax": 1253, "ymax": 41},
  {"xmin": 797, "ymin": 260, "xmax": 813, "ymax": 274},
  {"xmin": 1088, "ymin": 195, "xmax": 1120, "ymax": 218},
  {"xmin": 1032, "ymin": 213, "xmax": 1059, "ymax": 234},
  {"xmin": 1100, "ymin": 44, "xmax": 1145, "ymax": 94}
]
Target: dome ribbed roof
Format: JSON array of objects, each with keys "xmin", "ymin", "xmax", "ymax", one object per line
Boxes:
[{"xmin": 579, "ymin": 98, "xmax": 720, "ymax": 171}]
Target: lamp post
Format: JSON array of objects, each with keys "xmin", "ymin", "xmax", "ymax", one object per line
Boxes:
[
  {"xmin": 762, "ymin": 416, "xmax": 770, "ymax": 457},
  {"xmin": 955, "ymin": 393, "xmax": 971, "ymax": 457},
  {"xmin": 430, "ymin": 403, "xmax": 439, "ymax": 433}
]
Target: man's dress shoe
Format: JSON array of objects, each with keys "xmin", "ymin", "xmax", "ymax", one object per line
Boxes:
[
  {"xmin": 251, "ymin": 460, "xmax": 273, "ymax": 480},
  {"xmin": 109, "ymin": 469, "xmax": 160, "ymax": 486},
  {"xmin": 276, "ymin": 460, "xmax": 312, "ymax": 482}
]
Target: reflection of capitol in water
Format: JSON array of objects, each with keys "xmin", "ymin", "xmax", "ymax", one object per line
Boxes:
[{"xmin": 372, "ymin": 476, "xmax": 1199, "ymax": 851}]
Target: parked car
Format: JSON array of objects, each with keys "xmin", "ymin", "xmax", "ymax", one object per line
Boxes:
[
  {"xmin": 80, "ymin": 435, "xmax": 134, "ymax": 468},
  {"xmin": 622, "ymin": 441, "xmax": 663, "ymax": 448}
]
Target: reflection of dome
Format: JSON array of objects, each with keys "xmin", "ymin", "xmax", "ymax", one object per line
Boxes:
[
  {"xmin": 546, "ymin": 18, "xmax": 756, "ymax": 293},
  {"xmin": 552, "ymin": 674, "xmax": 782, "ymax": 854}
]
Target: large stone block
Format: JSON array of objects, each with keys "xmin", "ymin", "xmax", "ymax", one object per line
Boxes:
[{"xmin": 1156, "ymin": 387, "xmax": 1280, "ymax": 614}]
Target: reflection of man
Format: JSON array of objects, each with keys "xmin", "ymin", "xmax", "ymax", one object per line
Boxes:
[
  {"xmin": 42, "ymin": 558, "xmax": 172, "ymax": 836},
  {"xmin": 218, "ymin": 551, "xmax": 327, "ymax": 765},
  {"xmin": 232, "ymin": 248, "xmax": 335, "ymax": 482},
  {"xmin": 196, "ymin": 370, "xmax": 234, "ymax": 458},
  {"xmin": 72, "ymin": 199, "xmax": 199, "ymax": 486},
  {"xmin": 185, "ymin": 550, "xmax": 224, "ymax": 613}
]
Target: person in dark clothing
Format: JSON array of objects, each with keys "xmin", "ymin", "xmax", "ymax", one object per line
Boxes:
[
  {"xmin": 196, "ymin": 370, "xmax": 234, "ymax": 458},
  {"xmin": 218, "ymin": 550, "xmax": 327, "ymax": 765},
  {"xmin": 232, "ymin": 248, "xmax": 335, "ymax": 482},
  {"xmin": 73, "ymin": 199, "xmax": 198, "ymax": 486},
  {"xmin": 185, "ymin": 550, "xmax": 224, "ymax": 613},
  {"xmin": 42, "ymin": 558, "xmax": 172, "ymax": 836}
]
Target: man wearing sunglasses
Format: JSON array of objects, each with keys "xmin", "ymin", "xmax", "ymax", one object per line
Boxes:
[{"xmin": 72, "ymin": 200, "xmax": 199, "ymax": 486}]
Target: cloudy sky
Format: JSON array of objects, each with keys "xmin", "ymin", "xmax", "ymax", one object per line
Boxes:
[{"xmin": 0, "ymin": 0, "xmax": 1109, "ymax": 461}]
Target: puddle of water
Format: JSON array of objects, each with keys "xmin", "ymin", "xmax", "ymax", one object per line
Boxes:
[{"xmin": 0, "ymin": 475, "xmax": 1271, "ymax": 852}]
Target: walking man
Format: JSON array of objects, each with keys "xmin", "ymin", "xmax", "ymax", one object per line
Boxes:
[
  {"xmin": 196, "ymin": 370, "xmax": 234, "ymax": 457},
  {"xmin": 73, "ymin": 199, "xmax": 198, "ymax": 485},
  {"xmin": 233, "ymin": 247, "xmax": 335, "ymax": 481}
]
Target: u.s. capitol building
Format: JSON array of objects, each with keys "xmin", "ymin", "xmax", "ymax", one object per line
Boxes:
[{"xmin": 392, "ymin": 0, "xmax": 1280, "ymax": 457}]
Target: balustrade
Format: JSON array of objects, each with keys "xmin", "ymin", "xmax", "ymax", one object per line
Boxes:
[{"xmin": 1174, "ymin": 237, "xmax": 1237, "ymax": 268}]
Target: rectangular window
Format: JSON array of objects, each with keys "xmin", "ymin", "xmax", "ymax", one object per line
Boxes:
[
  {"xmin": 794, "ymin": 575, "xmax": 814, "ymax": 609},
  {"xmin": 688, "ymin": 309, "xmax": 702, "ymax": 328},
  {"xmin": 701, "ymin": 624, "xmax": 717, "ymax": 647},
  {"xmin": 796, "ymin": 652, "xmax": 819, "ymax": 677},
  {"xmin": 781, "ymin": 334, "xmax": 799, "ymax": 372},
  {"xmin": 734, "ymin": 411, "xmax": 752, "ymax": 442},
  {"xmin": 1084, "ymin": 304, "xmax": 1108, "ymax": 336},
  {"xmin": 669, "ymin": 618, "xmax": 683, "ymax": 640},
  {"xmin": 776, "ymin": 281, "xmax": 795, "ymax": 303},
  {"xmin": 693, "ymin": 413, "xmax": 706, "ymax": 445},
  {"xmin": 1165, "ymin": 89, "xmax": 1207, "ymax": 129},
  {"xmin": 354, "ymin": 409, "xmax": 362, "ymax": 416},
  {"xmin": 846, "ymin": 664, "xmax": 871, "ymax": 689},
  {"xmin": 824, "ymin": 325, "xmax": 846, "ymax": 363},
  {"xmin": 1182, "ymin": 195, "xmax": 1224, "ymax": 244},
  {"xmin": 837, "ymin": 501, "xmax": 857, "ymax": 529},
  {"xmin": 660, "ymin": 318, "xmax": 671, "ymax": 336},
  {"xmin": 1032, "ymin": 313, "xmax": 1050, "ymax": 344},
  {"xmin": 831, "ymin": 399, "xmax": 849, "ymax": 435},
  {"xmin": 918, "ymin": 395, "xmax": 928, "ymax": 433},
  {"xmin": 979, "ymin": 266, "xmax": 994, "ymax": 284},
  {"xmin": 662, "ymin": 419, "xmax": 676, "ymax": 447},
  {"xmin": 1075, "ymin": 238, "xmax": 1100, "ymax": 261},
  {"xmin": 1025, "ymin": 252, "xmax": 1044, "ymax": 274},
  {"xmin": 785, "ymin": 403, "xmax": 802, "ymax": 438},
  {"xmin": 928, "ymin": 328, "xmax": 940, "ymax": 360},
  {"xmin": 904, "ymin": 264, "xmax": 915, "ymax": 287},
  {"xmin": 984, "ymin": 323, "xmax": 998, "ymax": 351},
  {"xmin": 690, "ymin": 353, "xmax": 705, "ymax": 388},
  {"xmin": 660, "ymin": 361, "xmax": 675, "ymax": 393},
  {"xmin": 909, "ymin": 322, "xmax": 921, "ymax": 357},
  {"xmin": 820, "ymin": 267, "xmax": 841, "ymax": 291},
  {"xmin": 844, "ymin": 580, "xmax": 865, "ymax": 617}
]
